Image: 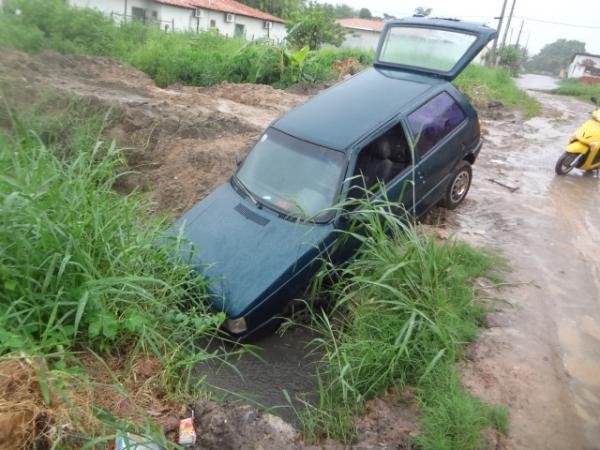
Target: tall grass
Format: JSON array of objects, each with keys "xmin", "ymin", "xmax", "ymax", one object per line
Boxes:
[
  {"xmin": 302, "ymin": 198, "xmax": 508, "ymax": 448},
  {"xmin": 0, "ymin": 101, "xmax": 223, "ymax": 389},
  {"xmin": 455, "ymin": 64, "xmax": 541, "ymax": 118},
  {"xmin": 0, "ymin": 0, "xmax": 373, "ymax": 88}
]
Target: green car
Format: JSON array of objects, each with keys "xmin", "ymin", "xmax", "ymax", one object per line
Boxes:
[{"xmin": 173, "ymin": 18, "xmax": 497, "ymax": 336}]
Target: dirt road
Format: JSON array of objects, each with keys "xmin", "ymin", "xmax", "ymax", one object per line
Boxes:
[{"xmin": 447, "ymin": 74, "xmax": 600, "ymax": 449}]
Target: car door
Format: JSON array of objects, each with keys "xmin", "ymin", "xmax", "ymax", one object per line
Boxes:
[
  {"xmin": 374, "ymin": 17, "xmax": 497, "ymax": 81},
  {"xmin": 407, "ymin": 91, "xmax": 469, "ymax": 215}
]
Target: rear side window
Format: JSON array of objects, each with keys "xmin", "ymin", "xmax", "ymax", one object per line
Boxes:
[{"xmin": 408, "ymin": 92, "xmax": 466, "ymax": 157}]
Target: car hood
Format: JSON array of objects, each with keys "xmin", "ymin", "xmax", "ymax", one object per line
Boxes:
[{"xmin": 171, "ymin": 182, "xmax": 334, "ymax": 317}]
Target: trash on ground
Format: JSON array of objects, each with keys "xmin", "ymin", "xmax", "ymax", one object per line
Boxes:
[{"xmin": 178, "ymin": 416, "xmax": 197, "ymax": 446}]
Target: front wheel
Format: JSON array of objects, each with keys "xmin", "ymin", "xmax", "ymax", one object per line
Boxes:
[
  {"xmin": 442, "ymin": 161, "xmax": 472, "ymax": 210},
  {"xmin": 555, "ymin": 152, "xmax": 578, "ymax": 175}
]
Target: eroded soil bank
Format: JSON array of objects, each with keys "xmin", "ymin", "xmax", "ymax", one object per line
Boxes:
[{"xmin": 2, "ymin": 49, "xmax": 599, "ymax": 448}]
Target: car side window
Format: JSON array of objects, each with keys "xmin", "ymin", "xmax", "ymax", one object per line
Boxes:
[
  {"xmin": 349, "ymin": 123, "xmax": 412, "ymax": 198},
  {"xmin": 408, "ymin": 92, "xmax": 466, "ymax": 158}
]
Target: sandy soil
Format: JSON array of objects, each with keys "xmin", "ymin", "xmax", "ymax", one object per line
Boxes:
[{"xmin": 2, "ymin": 49, "xmax": 599, "ymax": 449}]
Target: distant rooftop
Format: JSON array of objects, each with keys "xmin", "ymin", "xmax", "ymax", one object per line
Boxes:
[
  {"xmin": 156, "ymin": 0, "xmax": 285, "ymax": 23},
  {"xmin": 337, "ymin": 18, "xmax": 385, "ymax": 33}
]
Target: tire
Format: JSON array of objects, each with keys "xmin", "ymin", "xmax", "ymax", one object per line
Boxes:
[
  {"xmin": 555, "ymin": 152, "xmax": 578, "ymax": 175},
  {"xmin": 442, "ymin": 161, "xmax": 472, "ymax": 210}
]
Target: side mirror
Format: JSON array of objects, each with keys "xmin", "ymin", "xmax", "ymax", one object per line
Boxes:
[{"xmin": 591, "ymin": 96, "xmax": 598, "ymax": 106}]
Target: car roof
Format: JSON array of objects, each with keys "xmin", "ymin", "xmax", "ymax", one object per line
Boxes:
[{"xmin": 273, "ymin": 67, "xmax": 444, "ymax": 152}]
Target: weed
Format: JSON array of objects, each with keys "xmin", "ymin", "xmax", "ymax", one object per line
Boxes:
[
  {"xmin": 455, "ymin": 64, "xmax": 541, "ymax": 118},
  {"xmin": 301, "ymin": 198, "xmax": 508, "ymax": 448}
]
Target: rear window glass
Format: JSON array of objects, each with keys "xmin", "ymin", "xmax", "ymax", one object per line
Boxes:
[
  {"xmin": 378, "ymin": 26, "xmax": 478, "ymax": 73},
  {"xmin": 408, "ymin": 92, "xmax": 466, "ymax": 157}
]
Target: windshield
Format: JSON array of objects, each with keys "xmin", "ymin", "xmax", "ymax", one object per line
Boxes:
[
  {"xmin": 236, "ymin": 128, "xmax": 346, "ymax": 221},
  {"xmin": 379, "ymin": 26, "xmax": 477, "ymax": 73}
]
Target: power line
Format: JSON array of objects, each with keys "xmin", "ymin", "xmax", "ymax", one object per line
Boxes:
[{"xmin": 511, "ymin": 16, "xmax": 600, "ymax": 29}]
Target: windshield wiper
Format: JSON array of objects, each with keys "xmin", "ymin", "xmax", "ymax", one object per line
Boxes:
[{"xmin": 233, "ymin": 176, "xmax": 262, "ymax": 209}]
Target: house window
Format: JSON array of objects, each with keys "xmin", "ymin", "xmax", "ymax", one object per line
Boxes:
[
  {"xmin": 131, "ymin": 7, "xmax": 146, "ymax": 22},
  {"xmin": 210, "ymin": 19, "xmax": 217, "ymax": 28},
  {"xmin": 151, "ymin": 10, "xmax": 158, "ymax": 20},
  {"xmin": 408, "ymin": 92, "xmax": 466, "ymax": 157},
  {"xmin": 234, "ymin": 23, "xmax": 245, "ymax": 37},
  {"xmin": 352, "ymin": 33, "xmax": 361, "ymax": 38}
]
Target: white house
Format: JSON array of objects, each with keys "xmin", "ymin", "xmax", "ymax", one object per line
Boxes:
[
  {"xmin": 68, "ymin": 0, "xmax": 287, "ymax": 41},
  {"xmin": 567, "ymin": 53, "xmax": 600, "ymax": 80},
  {"xmin": 337, "ymin": 18, "xmax": 385, "ymax": 52}
]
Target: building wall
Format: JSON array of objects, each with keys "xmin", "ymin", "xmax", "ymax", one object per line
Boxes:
[
  {"xmin": 68, "ymin": 0, "xmax": 286, "ymax": 41},
  {"xmin": 568, "ymin": 54, "xmax": 600, "ymax": 79},
  {"xmin": 341, "ymin": 29, "xmax": 381, "ymax": 52}
]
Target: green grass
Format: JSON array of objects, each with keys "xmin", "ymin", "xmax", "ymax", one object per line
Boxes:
[
  {"xmin": 455, "ymin": 64, "xmax": 541, "ymax": 118},
  {"xmin": 0, "ymin": 0, "xmax": 373, "ymax": 89},
  {"xmin": 0, "ymin": 98, "xmax": 229, "ymax": 447},
  {"xmin": 552, "ymin": 79, "xmax": 600, "ymax": 102},
  {"xmin": 301, "ymin": 198, "xmax": 508, "ymax": 448}
]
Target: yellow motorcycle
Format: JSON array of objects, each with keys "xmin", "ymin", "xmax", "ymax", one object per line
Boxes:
[{"xmin": 555, "ymin": 96, "xmax": 600, "ymax": 175}]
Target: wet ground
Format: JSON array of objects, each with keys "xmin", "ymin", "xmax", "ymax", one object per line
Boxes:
[{"xmin": 452, "ymin": 74, "xmax": 600, "ymax": 449}]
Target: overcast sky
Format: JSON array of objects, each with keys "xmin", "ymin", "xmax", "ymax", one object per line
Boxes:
[{"xmin": 317, "ymin": 0, "xmax": 600, "ymax": 56}]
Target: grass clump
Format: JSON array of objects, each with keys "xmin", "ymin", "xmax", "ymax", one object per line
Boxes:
[
  {"xmin": 455, "ymin": 64, "xmax": 541, "ymax": 117},
  {"xmin": 0, "ymin": 100, "xmax": 224, "ymax": 445},
  {"xmin": 303, "ymin": 198, "xmax": 508, "ymax": 448},
  {"xmin": 552, "ymin": 79, "xmax": 600, "ymax": 101}
]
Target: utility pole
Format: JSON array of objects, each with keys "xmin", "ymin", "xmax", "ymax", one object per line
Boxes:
[
  {"xmin": 515, "ymin": 19, "xmax": 524, "ymax": 48},
  {"xmin": 489, "ymin": 0, "xmax": 509, "ymax": 67},
  {"xmin": 500, "ymin": 0, "xmax": 516, "ymax": 52}
]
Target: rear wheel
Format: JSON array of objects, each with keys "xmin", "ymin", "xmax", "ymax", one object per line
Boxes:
[
  {"xmin": 555, "ymin": 152, "xmax": 578, "ymax": 175},
  {"xmin": 442, "ymin": 161, "xmax": 472, "ymax": 210}
]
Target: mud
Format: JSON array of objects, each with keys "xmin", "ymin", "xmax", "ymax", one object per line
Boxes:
[
  {"xmin": 443, "ymin": 75, "xmax": 600, "ymax": 449},
  {"xmin": 0, "ymin": 49, "xmax": 307, "ymax": 216}
]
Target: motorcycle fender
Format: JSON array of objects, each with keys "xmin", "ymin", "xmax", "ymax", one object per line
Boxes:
[{"xmin": 565, "ymin": 141, "xmax": 589, "ymax": 154}]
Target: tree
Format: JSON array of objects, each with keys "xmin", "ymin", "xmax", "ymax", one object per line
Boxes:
[
  {"xmin": 498, "ymin": 45, "xmax": 524, "ymax": 75},
  {"xmin": 527, "ymin": 39, "xmax": 586, "ymax": 75},
  {"xmin": 358, "ymin": 8, "xmax": 372, "ymax": 19},
  {"xmin": 286, "ymin": 2, "xmax": 347, "ymax": 50},
  {"xmin": 237, "ymin": 0, "xmax": 305, "ymax": 20},
  {"xmin": 332, "ymin": 4, "xmax": 357, "ymax": 18},
  {"xmin": 414, "ymin": 6, "xmax": 433, "ymax": 16}
]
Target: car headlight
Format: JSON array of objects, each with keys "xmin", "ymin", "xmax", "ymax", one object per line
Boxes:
[{"xmin": 224, "ymin": 317, "xmax": 248, "ymax": 334}]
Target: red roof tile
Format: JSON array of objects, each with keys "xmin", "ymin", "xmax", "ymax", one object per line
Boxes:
[
  {"xmin": 337, "ymin": 18, "xmax": 385, "ymax": 32},
  {"xmin": 157, "ymin": 0, "xmax": 284, "ymax": 23}
]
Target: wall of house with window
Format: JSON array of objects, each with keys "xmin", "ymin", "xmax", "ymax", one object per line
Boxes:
[
  {"xmin": 341, "ymin": 29, "xmax": 381, "ymax": 51},
  {"xmin": 202, "ymin": 10, "xmax": 286, "ymax": 42}
]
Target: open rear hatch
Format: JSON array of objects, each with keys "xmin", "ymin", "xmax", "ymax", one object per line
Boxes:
[{"xmin": 374, "ymin": 18, "xmax": 497, "ymax": 81}]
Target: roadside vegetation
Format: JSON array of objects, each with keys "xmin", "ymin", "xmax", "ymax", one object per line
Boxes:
[
  {"xmin": 455, "ymin": 64, "xmax": 541, "ymax": 117},
  {"xmin": 302, "ymin": 198, "xmax": 508, "ymax": 448},
  {"xmin": 552, "ymin": 79, "xmax": 600, "ymax": 101},
  {"xmin": 0, "ymin": 98, "xmax": 227, "ymax": 447},
  {"xmin": 0, "ymin": 0, "xmax": 373, "ymax": 88}
]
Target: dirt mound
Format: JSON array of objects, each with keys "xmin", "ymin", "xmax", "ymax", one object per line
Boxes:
[{"xmin": 0, "ymin": 49, "xmax": 308, "ymax": 216}]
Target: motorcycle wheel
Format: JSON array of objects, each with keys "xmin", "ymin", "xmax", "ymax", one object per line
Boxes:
[{"xmin": 555, "ymin": 152, "xmax": 578, "ymax": 175}]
